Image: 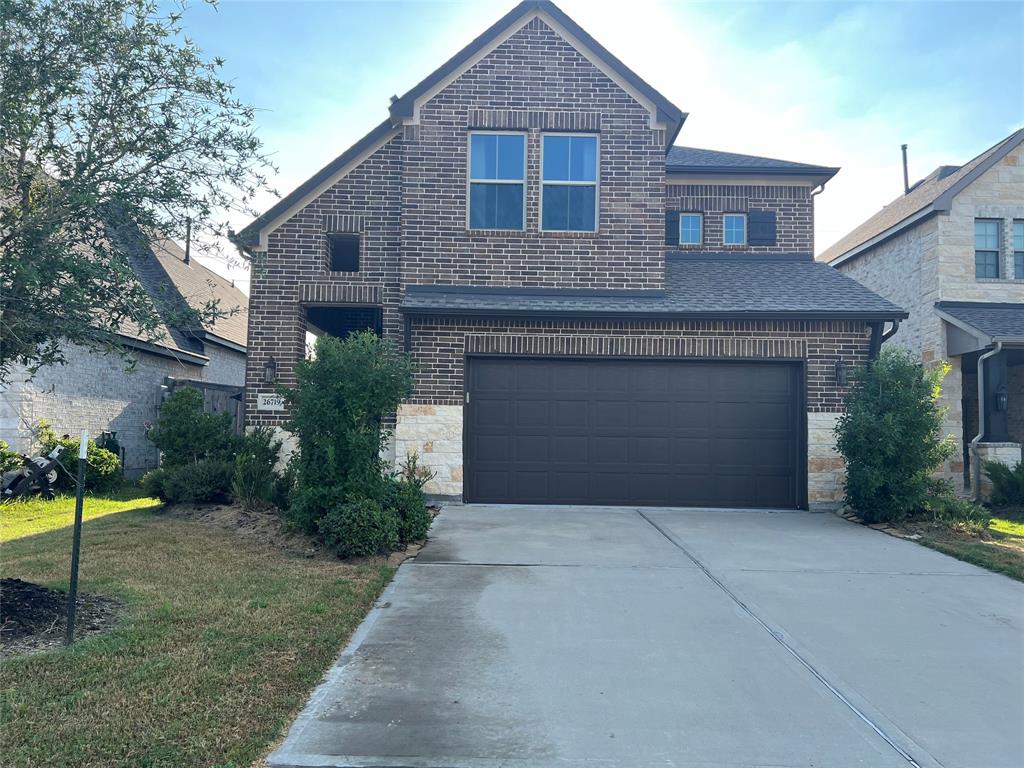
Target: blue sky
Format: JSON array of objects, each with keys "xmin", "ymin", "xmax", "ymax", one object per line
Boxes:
[{"xmin": 180, "ymin": 0, "xmax": 1024, "ymax": 286}]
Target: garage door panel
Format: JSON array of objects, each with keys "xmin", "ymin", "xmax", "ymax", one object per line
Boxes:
[{"xmin": 466, "ymin": 358, "xmax": 803, "ymax": 508}]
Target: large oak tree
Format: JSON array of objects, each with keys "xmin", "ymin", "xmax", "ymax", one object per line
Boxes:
[{"xmin": 0, "ymin": 0, "xmax": 274, "ymax": 382}]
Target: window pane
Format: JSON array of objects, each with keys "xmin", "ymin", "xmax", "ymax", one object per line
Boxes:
[
  {"xmin": 543, "ymin": 135, "xmax": 571, "ymax": 181},
  {"xmin": 494, "ymin": 184, "xmax": 524, "ymax": 229},
  {"xmin": 542, "ymin": 184, "xmax": 569, "ymax": 230},
  {"xmin": 975, "ymin": 250, "xmax": 999, "ymax": 278},
  {"xmin": 1016, "ymin": 252, "xmax": 1024, "ymax": 279},
  {"xmin": 1014, "ymin": 221, "xmax": 1024, "ymax": 251},
  {"xmin": 680, "ymin": 214, "xmax": 702, "ymax": 245},
  {"xmin": 569, "ymin": 136, "xmax": 597, "ymax": 182},
  {"xmin": 975, "ymin": 220, "xmax": 999, "ymax": 250},
  {"xmin": 724, "ymin": 214, "xmax": 746, "ymax": 245},
  {"xmin": 568, "ymin": 185, "xmax": 596, "ymax": 231},
  {"xmin": 495, "ymin": 134, "xmax": 524, "ymax": 180},
  {"xmin": 470, "ymin": 182, "xmax": 522, "ymax": 229},
  {"xmin": 470, "ymin": 134, "xmax": 497, "ymax": 179}
]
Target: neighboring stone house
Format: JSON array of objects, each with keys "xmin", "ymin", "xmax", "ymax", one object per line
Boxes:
[
  {"xmin": 823, "ymin": 129, "xmax": 1024, "ymax": 497},
  {"xmin": 234, "ymin": 0, "xmax": 904, "ymax": 510},
  {"xmin": 1, "ymin": 236, "xmax": 248, "ymax": 477}
]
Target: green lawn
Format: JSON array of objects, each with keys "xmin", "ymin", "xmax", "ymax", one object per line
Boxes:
[
  {"xmin": 0, "ymin": 497, "xmax": 394, "ymax": 768},
  {"xmin": 910, "ymin": 511, "xmax": 1024, "ymax": 582},
  {"xmin": 1, "ymin": 487, "xmax": 163, "ymax": 540}
]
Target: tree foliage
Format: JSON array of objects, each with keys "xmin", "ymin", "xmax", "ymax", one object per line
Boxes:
[
  {"xmin": 284, "ymin": 332, "xmax": 414, "ymax": 499},
  {"xmin": 0, "ymin": 0, "xmax": 274, "ymax": 382},
  {"xmin": 835, "ymin": 347, "xmax": 956, "ymax": 523},
  {"xmin": 145, "ymin": 386, "xmax": 237, "ymax": 466}
]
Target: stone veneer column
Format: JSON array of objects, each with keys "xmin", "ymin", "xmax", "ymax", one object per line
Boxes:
[
  {"xmin": 393, "ymin": 404, "xmax": 463, "ymax": 498},
  {"xmin": 807, "ymin": 411, "xmax": 845, "ymax": 510}
]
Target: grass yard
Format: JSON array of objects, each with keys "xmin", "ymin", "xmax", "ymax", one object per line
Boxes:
[
  {"xmin": 0, "ymin": 497, "xmax": 394, "ymax": 768},
  {"xmin": 904, "ymin": 510, "xmax": 1024, "ymax": 582},
  {"xmin": 1, "ymin": 487, "xmax": 163, "ymax": 540}
]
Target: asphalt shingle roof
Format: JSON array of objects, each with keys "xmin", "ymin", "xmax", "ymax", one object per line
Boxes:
[
  {"xmin": 935, "ymin": 302, "xmax": 1024, "ymax": 342},
  {"xmin": 401, "ymin": 254, "xmax": 906, "ymax": 320},
  {"xmin": 666, "ymin": 147, "xmax": 838, "ymax": 178},
  {"xmin": 822, "ymin": 128, "xmax": 1024, "ymax": 265}
]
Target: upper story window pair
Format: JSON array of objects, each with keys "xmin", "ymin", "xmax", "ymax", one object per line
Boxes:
[
  {"xmin": 677, "ymin": 213, "xmax": 747, "ymax": 246},
  {"xmin": 468, "ymin": 132, "xmax": 598, "ymax": 232},
  {"xmin": 975, "ymin": 218, "xmax": 1024, "ymax": 279}
]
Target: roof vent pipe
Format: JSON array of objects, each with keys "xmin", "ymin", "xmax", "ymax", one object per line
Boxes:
[
  {"xmin": 184, "ymin": 217, "xmax": 191, "ymax": 265},
  {"xmin": 901, "ymin": 144, "xmax": 910, "ymax": 194}
]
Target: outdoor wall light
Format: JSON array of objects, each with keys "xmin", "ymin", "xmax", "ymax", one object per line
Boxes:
[
  {"xmin": 995, "ymin": 384, "xmax": 1008, "ymax": 412},
  {"xmin": 263, "ymin": 358, "xmax": 278, "ymax": 385},
  {"xmin": 835, "ymin": 358, "xmax": 849, "ymax": 387}
]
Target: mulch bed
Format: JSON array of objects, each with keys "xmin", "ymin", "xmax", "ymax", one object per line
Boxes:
[{"xmin": 1, "ymin": 578, "xmax": 123, "ymax": 656}]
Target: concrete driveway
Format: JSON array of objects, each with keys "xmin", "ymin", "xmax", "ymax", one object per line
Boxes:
[{"xmin": 270, "ymin": 506, "xmax": 1024, "ymax": 768}]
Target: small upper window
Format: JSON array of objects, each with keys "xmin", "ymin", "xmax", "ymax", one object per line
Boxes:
[
  {"xmin": 679, "ymin": 214, "xmax": 702, "ymax": 245},
  {"xmin": 542, "ymin": 134, "xmax": 598, "ymax": 232},
  {"xmin": 1013, "ymin": 220, "xmax": 1023, "ymax": 279},
  {"xmin": 975, "ymin": 219, "xmax": 1000, "ymax": 278},
  {"xmin": 468, "ymin": 132, "xmax": 525, "ymax": 230},
  {"xmin": 328, "ymin": 233, "xmax": 360, "ymax": 272},
  {"xmin": 723, "ymin": 213, "xmax": 747, "ymax": 246}
]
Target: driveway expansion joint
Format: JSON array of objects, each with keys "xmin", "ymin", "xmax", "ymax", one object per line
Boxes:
[{"xmin": 635, "ymin": 509, "xmax": 935, "ymax": 768}]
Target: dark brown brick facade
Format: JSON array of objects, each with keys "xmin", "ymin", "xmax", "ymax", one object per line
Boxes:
[
  {"xmin": 666, "ymin": 183, "xmax": 813, "ymax": 253},
  {"xmin": 406, "ymin": 318, "xmax": 871, "ymax": 411},
  {"xmin": 244, "ymin": 13, "xmax": 846, "ymax": 431},
  {"xmin": 399, "ymin": 18, "xmax": 665, "ymax": 290}
]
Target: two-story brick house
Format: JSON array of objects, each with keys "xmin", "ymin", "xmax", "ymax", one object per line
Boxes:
[
  {"xmin": 234, "ymin": 0, "xmax": 904, "ymax": 510},
  {"xmin": 824, "ymin": 129, "xmax": 1024, "ymax": 498}
]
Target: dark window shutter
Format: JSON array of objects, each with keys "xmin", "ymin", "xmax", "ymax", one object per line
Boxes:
[
  {"xmin": 748, "ymin": 210, "xmax": 777, "ymax": 246},
  {"xmin": 665, "ymin": 210, "xmax": 680, "ymax": 246}
]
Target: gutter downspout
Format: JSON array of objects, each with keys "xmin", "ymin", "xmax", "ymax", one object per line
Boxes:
[
  {"xmin": 881, "ymin": 318, "xmax": 901, "ymax": 342},
  {"xmin": 970, "ymin": 341, "xmax": 1002, "ymax": 502}
]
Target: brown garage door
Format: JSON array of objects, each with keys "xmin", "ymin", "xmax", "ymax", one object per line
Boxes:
[{"xmin": 464, "ymin": 357, "xmax": 804, "ymax": 508}]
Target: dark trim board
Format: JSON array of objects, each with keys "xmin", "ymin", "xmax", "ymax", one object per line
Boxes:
[{"xmin": 462, "ymin": 355, "xmax": 808, "ymax": 509}]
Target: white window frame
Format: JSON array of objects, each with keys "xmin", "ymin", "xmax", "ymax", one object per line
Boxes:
[
  {"xmin": 1013, "ymin": 220, "xmax": 1024, "ymax": 280},
  {"xmin": 539, "ymin": 132, "xmax": 600, "ymax": 233},
  {"xmin": 679, "ymin": 213, "xmax": 703, "ymax": 246},
  {"xmin": 723, "ymin": 213, "xmax": 747, "ymax": 246},
  {"xmin": 466, "ymin": 130, "xmax": 527, "ymax": 231}
]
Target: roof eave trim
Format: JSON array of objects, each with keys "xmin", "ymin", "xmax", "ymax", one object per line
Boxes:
[
  {"xmin": 400, "ymin": 307, "xmax": 909, "ymax": 322},
  {"xmin": 117, "ymin": 334, "xmax": 210, "ymax": 365},
  {"xmin": 666, "ymin": 166, "xmax": 838, "ymax": 180},
  {"xmin": 197, "ymin": 330, "xmax": 248, "ymax": 355},
  {"xmin": 828, "ymin": 206, "xmax": 939, "ymax": 267}
]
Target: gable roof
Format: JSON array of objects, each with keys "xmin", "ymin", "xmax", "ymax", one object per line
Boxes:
[
  {"xmin": 823, "ymin": 127, "xmax": 1024, "ymax": 266},
  {"xmin": 116, "ymin": 223, "xmax": 248, "ymax": 358},
  {"xmin": 666, "ymin": 146, "xmax": 838, "ymax": 182},
  {"xmin": 401, "ymin": 253, "xmax": 907, "ymax": 321},
  {"xmin": 234, "ymin": 0, "xmax": 686, "ymax": 252}
]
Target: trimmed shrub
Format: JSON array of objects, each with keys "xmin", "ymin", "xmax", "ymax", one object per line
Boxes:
[
  {"xmin": 282, "ymin": 331, "xmax": 414, "ymax": 554},
  {"xmin": 140, "ymin": 468, "xmax": 165, "ymax": 500},
  {"xmin": 157, "ymin": 459, "xmax": 233, "ymax": 504},
  {"xmin": 146, "ymin": 387, "xmax": 237, "ymax": 467},
  {"xmin": 397, "ymin": 452, "xmax": 436, "ymax": 490},
  {"xmin": 35, "ymin": 421, "xmax": 121, "ymax": 492},
  {"xmin": 232, "ymin": 428, "xmax": 282, "ymax": 511},
  {"xmin": 283, "ymin": 485, "xmax": 341, "ymax": 536},
  {"xmin": 835, "ymin": 348, "xmax": 956, "ymax": 524},
  {"xmin": 271, "ymin": 462, "xmax": 296, "ymax": 512},
  {"xmin": 984, "ymin": 460, "xmax": 1024, "ymax": 507},
  {"xmin": 316, "ymin": 498, "xmax": 399, "ymax": 559},
  {"xmin": 384, "ymin": 477, "xmax": 432, "ymax": 543},
  {"xmin": 385, "ymin": 479, "xmax": 432, "ymax": 544}
]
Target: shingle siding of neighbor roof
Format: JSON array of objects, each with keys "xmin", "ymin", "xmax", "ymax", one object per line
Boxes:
[
  {"xmin": 821, "ymin": 128, "xmax": 1024, "ymax": 265},
  {"xmin": 935, "ymin": 302, "xmax": 1024, "ymax": 341},
  {"xmin": 401, "ymin": 254, "xmax": 907, "ymax": 319},
  {"xmin": 666, "ymin": 146, "xmax": 838, "ymax": 177}
]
